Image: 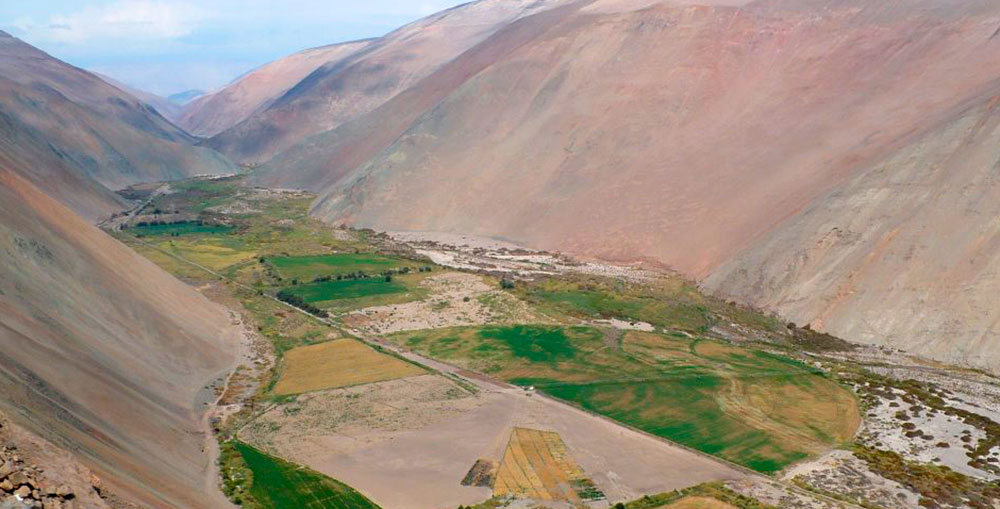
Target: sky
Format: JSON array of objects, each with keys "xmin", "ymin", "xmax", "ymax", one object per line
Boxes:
[{"xmin": 0, "ymin": 1, "xmax": 467, "ymax": 97}]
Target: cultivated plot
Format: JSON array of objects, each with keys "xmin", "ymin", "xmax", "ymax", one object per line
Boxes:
[
  {"xmin": 233, "ymin": 441, "xmax": 380, "ymax": 509},
  {"xmin": 492, "ymin": 427, "xmax": 605, "ymax": 502},
  {"xmin": 129, "ymin": 221, "xmax": 235, "ymax": 236},
  {"xmin": 268, "ymin": 253, "xmax": 419, "ymax": 281},
  {"xmin": 390, "ymin": 326, "xmax": 860, "ymax": 472},
  {"xmin": 286, "ymin": 278, "xmax": 407, "ymax": 304},
  {"xmin": 273, "ymin": 339, "xmax": 425, "ymax": 395}
]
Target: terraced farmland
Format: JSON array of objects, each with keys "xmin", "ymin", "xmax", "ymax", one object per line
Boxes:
[
  {"xmin": 493, "ymin": 427, "xmax": 605, "ymax": 502},
  {"xmin": 389, "ymin": 326, "xmax": 860, "ymax": 472},
  {"xmin": 273, "ymin": 339, "xmax": 425, "ymax": 395},
  {"xmin": 233, "ymin": 441, "xmax": 380, "ymax": 508}
]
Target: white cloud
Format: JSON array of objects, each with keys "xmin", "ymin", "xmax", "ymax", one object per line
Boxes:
[{"xmin": 16, "ymin": 1, "xmax": 207, "ymax": 44}]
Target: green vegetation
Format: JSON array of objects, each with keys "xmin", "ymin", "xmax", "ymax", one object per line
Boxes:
[
  {"xmin": 129, "ymin": 220, "xmax": 234, "ymax": 236},
  {"xmin": 117, "ymin": 176, "xmax": 432, "ymax": 317},
  {"xmin": 268, "ymin": 253, "xmax": 416, "ymax": 280},
  {"xmin": 239, "ymin": 291, "xmax": 330, "ymax": 356},
  {"xmin": 618, "ymin": 481, "xmax": 776, "ymax": 508},
  {"xmin": 228, "ymin": 441, "xmax": 380, "ymax": 509},
  {"xmin": 515, "ymin": 276, "xmax": 786, "ymax": 337},
  {"xmin": 118, "ymin": 177, "xmax": 858, "ymax": 495},
  {"xmin": 839, "ymin": 366, "xmax": 1000, "ymax": 477},
  {"xmin": 219, "ymin": 440, "xmax": 254, "ymax": 506},
  {"xmin": 478, "ymin": 325, "xmax": 579, "ymax": 363},
  {"xmin": 390, "ymin": 325, "xmax": 859, "ymax": 473},
  {"xmin": 275, "ymin": 289, "xmax": 329, "ymax": 317},
  {"xmin": 146, "ymin": 176, "xmax": 242, "ymax": 213},
  {"xmin": 285, "ymin": 278, "xmax": 407, "ymax": 305},
  {"xmin": 853, "ymin": 445, "xmax": 1000, "ymax": 509}
]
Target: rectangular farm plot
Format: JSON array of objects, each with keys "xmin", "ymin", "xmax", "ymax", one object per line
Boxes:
[
  {"xmin": 268, "ymin": 253, "xmax": 416, "ymax": 280},
  {"xmin": 493, "ymin": 427, "xmax": 605, "ymax": 502},
  {"xmin": 285, "ymin": 278, "xmax": 407, "ymax": 304},
  {"xmin": 273, "ymin": 339, "xmax": 425, "ymax": 395}
]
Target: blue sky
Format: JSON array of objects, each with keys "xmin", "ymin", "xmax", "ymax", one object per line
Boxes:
[{"xmin": 0, "ymin": 1, "xmax": 467, "ymax": 96}]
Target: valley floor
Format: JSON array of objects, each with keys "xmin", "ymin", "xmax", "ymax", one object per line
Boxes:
[{"xmin": 106, "ymin": 176, "xmax": 1000, "ymax": 509}]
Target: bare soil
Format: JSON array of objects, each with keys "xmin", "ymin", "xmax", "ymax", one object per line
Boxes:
[{"xmin": 240, "ymin": 373, "xmax": 745, "ymax": 508}]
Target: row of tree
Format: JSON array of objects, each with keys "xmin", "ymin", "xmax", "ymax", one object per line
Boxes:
[{"xmin": 275, "ymin": 289, "xmax": 328, "ymax": 318}]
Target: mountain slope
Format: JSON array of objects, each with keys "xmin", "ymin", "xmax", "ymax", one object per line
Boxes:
[
  {"xmin": 0, "ymin": 79, "xmax": 126, "ymax": 220},
  {"xmin": 209, "ymin": 0, "xmax": 560, "ymax": 163},
  {"xmin": 0, "ymin": 168, "xmax": 239, "ymax": 507},
  {"xmin": 177, "ymin": 39, "xmax": 372, "ymax": 138},
  {"xmin": 95, "ymin": 72, "xmax": 183, "ymax": 122},
  {"xmin": 702, "ymin": 93, "xmax": 1000, "ymax": 372},
  {"xmin": 254, "ymin": 0, "xmax": 1000, "ymax": 369},
  {"xmin": 0, "ymin": 30, "xmax": 234, "ymax": 209}
]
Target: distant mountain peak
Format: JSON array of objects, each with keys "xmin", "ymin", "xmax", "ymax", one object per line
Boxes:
[{"xmin": 167, "ymin": 89, "xmax": 205, "ymax": 105}]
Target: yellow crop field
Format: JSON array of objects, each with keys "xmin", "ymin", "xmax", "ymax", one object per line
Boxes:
[
  {"xmin": 493, "ymin": 427, "xmax": 603, "ymax": 502},
  {"xmin": 666, "ymin": 496, "xmax": 738, "ymax": 509},
  {"xmin": 273, "ymin": 339, "xmax": 425, "ymax": 395}
]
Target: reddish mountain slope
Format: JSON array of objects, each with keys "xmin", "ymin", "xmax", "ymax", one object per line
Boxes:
[
  {"xmin": 702, "ymin": 92, "xmax": 1000, "ymax": 372},
  {"xmin": 177, "ymin": 39, "xmax": 372, "ymax": 137},
  {"xmin": 0, "ymin": 168, "xmax": 239, "ymax": 507},
  {"xmin": 208, "ymin": 0, "xmax": 560, "ymax": 163},
  {"xmin": 95, "ymin": 72, "xmax": 183, "ymax": 122},
  {"xmin": 253, "ymin": 0, "xmax": 1000, "ymax": 369},
  {"xmin": 0, "ymin": 30, "xmax": 234, "ymax": 209}
]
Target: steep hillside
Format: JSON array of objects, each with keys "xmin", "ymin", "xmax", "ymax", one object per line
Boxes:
[
  {"xmin": 254, "ymin": 0, "xmax": 1000, "ymax": 369},
  {"xmin": 0, "ymin": 30, "xmax": 234, "ymax": 206},
  {"xmin": 95, "ymin": 72, "xmax": 183, "ymax": 122},
  {"xmin": 0, "ymin": 82, "xmax": 125, "ymax": 220},
  {"xmin": 0, "ymin": 168, "xmax": 240, "ymax": 507},
  {"xmin": 209, "ymin": 0, "xmax": 560, "ymax": 163},
  {"xmin": 178, "ymin": 39, "xmax": 372, "ymax": 138},
  {"xmin": 702, "ymin": 93, "xmax": 1000, "ymax": 372}
]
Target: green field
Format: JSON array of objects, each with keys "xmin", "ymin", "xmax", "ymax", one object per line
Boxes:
[
  {"xmin": 233, "ymin": 441, "xmax": 380, "ymax": 508},
  {"xmin": 129, "ymin": 221, "xmax": 235, "ymax": 236},
  {"xmin": 516, "ymin": 277, "xmax": 786, "ymax": 336},
  {"xmin": 285, "ymin": 278, "xmax": 407, "ymax": 304},
  {"xmin": 145, "ymin": 176, "xmax": 243, "ymax": 213},
  {"xmin": 390, "ymin": 325, "xmax": 860, "ymax": 473},
  {"xmin": 269, "ymin": 253, "xmax": 416, "ymax": 281}
]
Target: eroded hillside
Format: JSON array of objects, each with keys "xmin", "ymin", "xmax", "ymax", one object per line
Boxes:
[
  {"xmin": 0, "ymin": 30, "xmax": 234, "ymax": 216},
  {"xmin": 236, "ymin": 0, "xmax": 1000, "ymax": 371},
  {"xmin": 0, "ymin": 170, "xmax": 241, "ymax": 507},
  {"xmin": 177, "ymin": 39, "xmax": 373, "ymax": 138}
]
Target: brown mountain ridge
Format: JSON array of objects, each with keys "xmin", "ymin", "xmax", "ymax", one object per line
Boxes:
[{"xmin": 231, "ymin": 0, "xmax": 1000, "ymax": 371}]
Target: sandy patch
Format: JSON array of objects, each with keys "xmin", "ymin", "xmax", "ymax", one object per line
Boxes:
[
  {"xmin": 593, "ymin": 318, "xmax": 655, "ymax": 332},
  {"xmin": 781, "ymin": 449, "xmax": 920, "ymax": 509},
  {"xmin": 388, "ymin": 231, "xmax": 657, "ymax": 282},
  {"xmin": 343, "ymin": 272, "xmax": 539, "ymax": 334},
  {"xmin": 858, "ymin": 386, "xmax": 993, "ymax": 479},
  {"xmin": 724, "ymin": 478, "xmax": 835, "ymax": 509}
]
